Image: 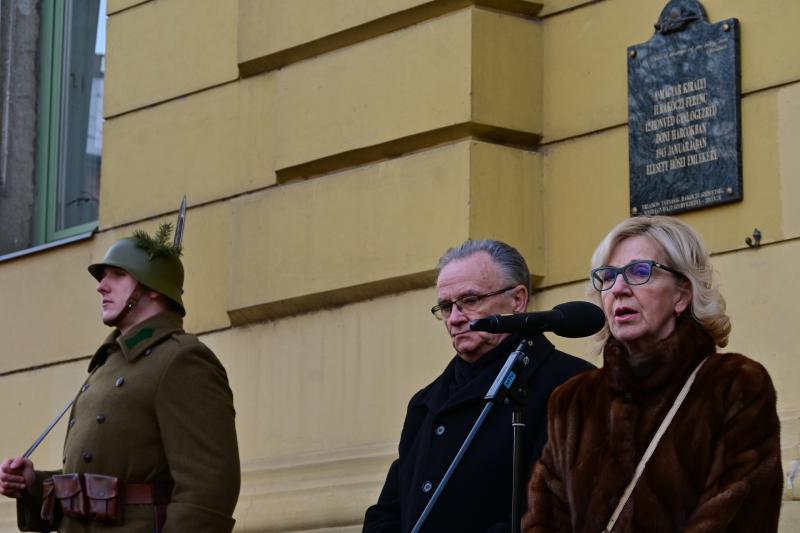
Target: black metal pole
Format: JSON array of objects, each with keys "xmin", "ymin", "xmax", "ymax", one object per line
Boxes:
[{"xmin": 511, "ymin": 407, "xmax": 525, "ymax": 533}]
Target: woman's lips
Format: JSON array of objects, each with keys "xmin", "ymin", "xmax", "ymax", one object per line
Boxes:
[{"xmin": 614, "ymin": 307, "xmax": 638, "ymax": 322}]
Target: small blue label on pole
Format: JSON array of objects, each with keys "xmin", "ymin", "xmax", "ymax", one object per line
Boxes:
[{"xmin": 504, "ymin": 371, "xmax": 517, "ymax": 389}]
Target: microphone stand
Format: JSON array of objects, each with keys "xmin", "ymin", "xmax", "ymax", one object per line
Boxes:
[
  {"xmin": 411, "ymin": 339, "xmax": 533, "ymax": 533},
  {"xmin": 510, "ymin": 386, "xmax": 528, "ymax": 533}
]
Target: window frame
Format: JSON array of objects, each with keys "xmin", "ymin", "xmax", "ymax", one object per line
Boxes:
[{"xmin": 34, "ymin": 0, "xmax": 99, "ymax": 245}]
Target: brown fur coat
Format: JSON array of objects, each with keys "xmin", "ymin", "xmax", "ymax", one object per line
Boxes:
[{"xmin": 522, "ymin": 318, "xmax": 782, "ymax": 532}]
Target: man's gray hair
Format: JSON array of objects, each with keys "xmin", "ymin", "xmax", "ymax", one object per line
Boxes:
[{"xmin": 437, "ymin": 239, "xmax": 531, "ymax": 293}]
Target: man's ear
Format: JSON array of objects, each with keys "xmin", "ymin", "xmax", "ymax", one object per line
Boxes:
[
  {"xmin": 512, "ymin": 285, "xmax": 529, "ymax": 313},
  {"xmin": 147, "ymin": 291, "xmax": 172, "ymax": 312}
]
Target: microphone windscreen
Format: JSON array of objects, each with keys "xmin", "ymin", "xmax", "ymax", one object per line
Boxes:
[{"xmin": 551, "ymin": 301, "xmax": 606, "ymax": 338}]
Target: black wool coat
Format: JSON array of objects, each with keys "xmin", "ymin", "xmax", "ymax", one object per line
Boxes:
[{"xmin": 364, "ymin": 334, "xmax": 594, "ymax": 533}]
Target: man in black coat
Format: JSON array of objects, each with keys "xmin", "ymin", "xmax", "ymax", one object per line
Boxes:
[{"xmin": 363, "ymin": 240, "xmax": 594, "ymax": 532}]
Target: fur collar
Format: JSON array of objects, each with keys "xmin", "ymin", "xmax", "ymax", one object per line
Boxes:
[{"xmin": 603, "ymin": 317, "xmax": 715, "ymax": 399}]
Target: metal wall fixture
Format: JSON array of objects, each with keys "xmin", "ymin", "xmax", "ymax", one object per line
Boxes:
[{"xmin": 745, "ymin": 228, "xmax": 762, "ymax": 248}]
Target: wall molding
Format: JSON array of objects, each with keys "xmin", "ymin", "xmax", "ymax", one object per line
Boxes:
[{"xmin": 239, "ymin": 0, "xmax": 543, "ymax": 77}]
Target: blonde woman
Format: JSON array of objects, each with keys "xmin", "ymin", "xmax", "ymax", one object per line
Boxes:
[{"xmin": 522, "ymin": 216, "xmax": 782, "ymax": 533}]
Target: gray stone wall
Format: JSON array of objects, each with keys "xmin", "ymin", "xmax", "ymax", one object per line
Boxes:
[{"xmin": 0, "ymin": 0, "xmax": 40, "ymax": 255}]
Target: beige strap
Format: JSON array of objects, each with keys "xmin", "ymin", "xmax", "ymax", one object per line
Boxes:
[{"xmin": 602, "ymin": 357, "xmax": 708, "ymax": 533}]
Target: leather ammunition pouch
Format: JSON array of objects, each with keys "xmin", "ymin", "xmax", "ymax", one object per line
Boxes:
[
  {"xmin": 40, "ymin": 477, "xmax": 57, "ymax": 524},
  {"xmin": 41, "ymin": 474, "xmax": 169, "ymax": 528},
  {"xmin": 85, "ymin": 474, "xmax": 124, "ymax": 524},
  {"xmin": 51, "ymin": 474, "xmax": 87, "ymax": 519}
]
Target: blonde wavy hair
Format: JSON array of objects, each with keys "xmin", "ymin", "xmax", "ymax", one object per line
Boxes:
[{"xmin": 588, "ymin": 216, "xmax": 731, "ymax": 349}]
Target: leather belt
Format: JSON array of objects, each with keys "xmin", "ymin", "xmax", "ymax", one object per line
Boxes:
[
  {"xmin": 125, "ymin": 483, "xmax": 159, "ymax": 505},
  {"xmin": 42, "ymin": 475, "xmax": 171, "ymax": 531}
]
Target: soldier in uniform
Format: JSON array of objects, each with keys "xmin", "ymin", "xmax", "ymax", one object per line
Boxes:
[{"xmin": 0, "ymin": 225, "xmax": 240, "ymax": 532}]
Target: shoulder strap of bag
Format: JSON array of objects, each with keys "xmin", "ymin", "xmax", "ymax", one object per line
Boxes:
[{"xmin": 602, "ymin": 356, "xmax": 708, "ymax": 533}]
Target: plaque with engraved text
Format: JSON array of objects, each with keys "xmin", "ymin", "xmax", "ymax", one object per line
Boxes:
[{"xmin": 628, "ymin": 0, "xmax": 741, "ymax": 216}]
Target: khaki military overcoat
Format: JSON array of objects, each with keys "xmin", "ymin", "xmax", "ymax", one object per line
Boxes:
[{"xmin": 17, "ymin": 312, "xmax": 240, "ymax": 532}]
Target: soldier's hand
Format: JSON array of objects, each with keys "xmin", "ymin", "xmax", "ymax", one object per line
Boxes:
[{"xmin": 0, "ymin": 457, "xmax": 34, "ymax": 498}]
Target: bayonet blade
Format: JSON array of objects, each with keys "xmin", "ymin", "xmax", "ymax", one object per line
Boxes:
[
  {"xmin": 23, "ymin": 398, "xmax": 75, "ymax": 459},
  {"xmin": 174, "ymin": 195, "xmax": 187, "ymax": 248}
]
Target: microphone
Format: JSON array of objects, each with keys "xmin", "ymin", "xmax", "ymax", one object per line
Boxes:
[{"xmin": 469, "ymin": 301, "xmax": 605, "ymax": 338}]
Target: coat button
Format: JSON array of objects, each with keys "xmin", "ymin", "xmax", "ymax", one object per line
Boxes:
[
  {"xmin": 115, "ymin": 377, "xmax": 125, "ymax": 387},
  {"xmin": 82, "ymin": 452, "xmax": 93, "ymax": 462},
  {"xmin": 96, "ymin": 414, "xmax": 106, "ymax": 424},
  {"xmin": 422, "ymin": 481, "xmax": 433, "ymax": 493},
  {"xmin": 81, "ymin": 383, "xmax": 89, "ymax": 392},
  {"xmin": 68, "ymin": 418, "xmax": 76, "ymax": 429},
  {"xmin": 144, "ymin": 348, "xmax": 153, "ymax": 356},
  {"xmin": 435, "ymin": 425, "xmax": 446, "ymax": 436}
]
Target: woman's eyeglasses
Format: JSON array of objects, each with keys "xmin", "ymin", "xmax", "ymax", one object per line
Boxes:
[{"xmin": 590, "ymin": 260, "xmax": 683, "ymax": 291}]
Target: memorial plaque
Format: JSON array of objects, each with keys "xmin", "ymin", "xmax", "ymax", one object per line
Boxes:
[{"xmin": 628, "ymin": 0, "xmax": 741, "ymax": 216}]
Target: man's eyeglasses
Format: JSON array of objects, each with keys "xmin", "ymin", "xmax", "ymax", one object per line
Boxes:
[
  {"xmin": 590, "ymin": 260, "xmax": 683, "ymax": 292},
  {"xmin": 431, "ymin": 286, "xmax": 517, "ymax": 320}
]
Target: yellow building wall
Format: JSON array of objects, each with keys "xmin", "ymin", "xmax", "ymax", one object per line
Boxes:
[{"xmin": 0, "ymin": 0, "xmax": 798, "ymax": 530}]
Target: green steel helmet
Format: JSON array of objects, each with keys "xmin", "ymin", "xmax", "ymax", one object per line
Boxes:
[{"xmin": 88, "ymin": 229, "xmax": 185, "ymax": 316}]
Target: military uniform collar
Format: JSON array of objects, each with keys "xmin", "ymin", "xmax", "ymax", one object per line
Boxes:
[
  {"xmin": 117, "ymin": 312, "xmax": 184, "ymax": 362},
  {"xmin": 88, "ymin": 312, "xmax": 184, "ymax": 370}
]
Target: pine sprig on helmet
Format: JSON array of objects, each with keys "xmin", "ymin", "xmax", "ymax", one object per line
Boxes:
[{"xmin": 89, "ymin": 223, "xmax": 185, "ymax": 316}]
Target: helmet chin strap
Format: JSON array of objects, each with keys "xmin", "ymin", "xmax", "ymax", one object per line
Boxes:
[{"xmin": 108, "ymin": 284, "xmax": 145, "ymax": 328}]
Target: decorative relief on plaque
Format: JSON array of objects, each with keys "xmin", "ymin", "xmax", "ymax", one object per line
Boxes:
[{"xmin": 628, "ymin": 0, "xmax": 741, "ymax": 216}]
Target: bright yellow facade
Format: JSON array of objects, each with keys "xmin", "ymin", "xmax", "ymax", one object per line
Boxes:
[{"xmin": 0, "ymin": 0, "xmax": 798, "ymax": 530}]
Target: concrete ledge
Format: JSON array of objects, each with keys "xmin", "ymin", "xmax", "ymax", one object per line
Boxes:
[
  {"xmin": 228, "ymin": 141, "xmax": 543, "ymax": 321},
  {"xmin": 276, "ymin": 122, "xmax": 540, "ymax": 183},
  {"xmin": 107, "ymin": 0, "xmax": 149, "ymax": 15},
  {"xmin": 238, "ymin": 0, "xmax": 543, "ymax": 77},
  {"xmin": 228, "ymin": 271, "xmax": 436, "ymax": 326},
  {"xmin": 105, "ymin": 0, "xmax": 238, "ymax": 116}
]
